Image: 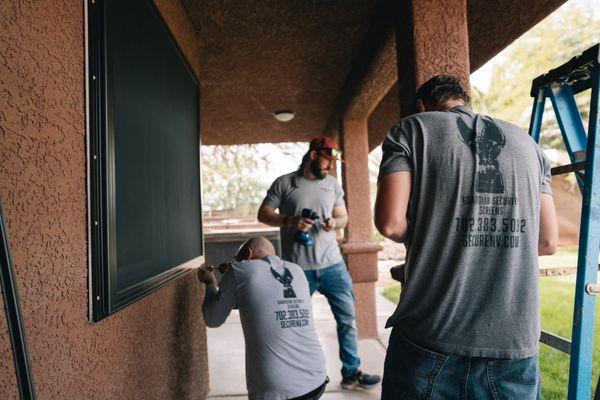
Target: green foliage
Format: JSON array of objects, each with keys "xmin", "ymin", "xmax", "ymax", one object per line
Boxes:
[
  {"xmin": 202, "ymin": 145, "xmax": 268, "ymax": 215},
  {"xmin": 472, "ymin": 2, "xmax": 599, "ymax": 132},
  {"xmin": 201, "ymin": 142, "xmax": 306, "ymax": 217}
]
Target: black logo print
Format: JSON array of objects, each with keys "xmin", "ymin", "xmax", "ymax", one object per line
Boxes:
[
  {"xmin": 458, "ymin": 115, "xmax": 506, "ymax": 193},
  {"xmin": 270, "ymin": 266, "xmax": 297, "ymax": 298}
]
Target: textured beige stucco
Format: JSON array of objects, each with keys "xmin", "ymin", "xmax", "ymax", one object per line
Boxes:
[
  {"xmin": 341, "ymin": 119, "xmax": 373, "ymax": 244},
  {"xmin": 340, "ymin": 118, "xmax": 379, "ymax": 338},
  {"xmin": 0, "ymin": 1, "xmax": 209, "ymax": 399},
  {"xmin": 396, "ymin": 0, "xmax": 471, "ymax": 118},
  {"xmin": 353, "ymin": 282, "xmax": 378, "ymax": 339}
]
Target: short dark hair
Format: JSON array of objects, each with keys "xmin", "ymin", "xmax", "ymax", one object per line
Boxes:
[{"xmin": 415, "ymin": 75, "xmax": 470, "ymax": 109}]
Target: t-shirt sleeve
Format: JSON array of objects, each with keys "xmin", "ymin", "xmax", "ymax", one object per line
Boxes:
[
  {"xmin": 334, "ymin": 180, "xmax": 345, "ymax": 207},
  {"xmin": 540, "ymin": 149, "xmax": 553, "ymax": 195},
  {"xmin": 378, "ymin": 123, "xmax": 413, "ymax": 182},
  {"xmin": 202, "ymin": 268, "xmax": 237, "ymax": 328},
  {"xmin": 261, "ymin": 176, "xmax": 285, "ymax": 209}
]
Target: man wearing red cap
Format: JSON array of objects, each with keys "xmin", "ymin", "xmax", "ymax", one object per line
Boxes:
[{"xmin": 258, "ymin": 137, "xmax": 381, "ymax": 390}]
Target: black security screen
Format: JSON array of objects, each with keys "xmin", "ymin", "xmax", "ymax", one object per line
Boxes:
[{"xmin": 88, "ymin": 0, "xmax": 203, "ymax": 321}]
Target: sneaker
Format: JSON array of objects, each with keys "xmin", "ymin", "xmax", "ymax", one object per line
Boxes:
[{"xmin": 341, "ymin": 370, "xmax": 381, "ymax": 390}]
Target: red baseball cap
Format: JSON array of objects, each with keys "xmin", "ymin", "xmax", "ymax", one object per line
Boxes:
[{"xmin": 309, "ymin": 136, "xmax": 346, "ymax": 163}]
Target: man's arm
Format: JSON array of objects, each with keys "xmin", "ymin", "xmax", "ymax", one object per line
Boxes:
[
  {"xmin": 198, "ymin": 266, "xmax": 236, "ymax": 327},
  {"xmin": 539, "ymin": 193, "xmax": 558, "ymax": 256},
  {"xmin": 257, "ymin": 204, "xmax": 287, "ymax": 227},
  {"xmin": 257, "ymin": 203, "xmax": 315, "ymax": 232},
  {"xmin": 322, "ymin": 204, "xmax": 348, "ymax": 231},
  {"xmin": 374, "ymin": 171, "xmax": 412, "ymax": 243}
]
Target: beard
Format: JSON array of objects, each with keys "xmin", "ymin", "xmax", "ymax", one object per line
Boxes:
[{"xmin": 309, "ymin": 158, "xmax": 327, "ymax": 180}]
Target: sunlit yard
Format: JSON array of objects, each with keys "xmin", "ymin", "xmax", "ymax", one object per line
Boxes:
[{"xmin": 381, "ymin": 248, "xmax": 600, "ymax": 399}]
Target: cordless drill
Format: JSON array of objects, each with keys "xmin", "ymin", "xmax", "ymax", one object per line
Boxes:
[{"xmin": 293, "ymin": 208, "xmax": 320, "ymax": 246}]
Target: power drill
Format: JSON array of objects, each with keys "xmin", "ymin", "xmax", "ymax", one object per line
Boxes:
[{"xmin": 293, "ymin": 208, "xmax": 320, "ymax": 246}]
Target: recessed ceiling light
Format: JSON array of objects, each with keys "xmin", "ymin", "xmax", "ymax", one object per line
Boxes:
[{"xmin": 273, "ymin": 110, "xmax": 295, "ymax": 122}]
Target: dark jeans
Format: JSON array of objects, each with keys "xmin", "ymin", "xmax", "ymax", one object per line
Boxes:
[
  {"xmin": 290, "ymin": 377, "xmax": 329, "ymax": 400},
  {"xmin": 304, "ymin": 261, "xmax": 361, "ymax": 378},
  {"xmin": 382, "ymin": 327, "xmax": 541, "ymax": 400}
]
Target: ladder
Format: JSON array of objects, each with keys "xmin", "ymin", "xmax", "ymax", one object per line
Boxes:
[{"xmin": 528, "ymin": 43, "xmax": 600, "ymax": 400}]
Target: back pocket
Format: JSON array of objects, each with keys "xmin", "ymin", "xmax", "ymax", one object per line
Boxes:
[
  {"xmin": 487, "ymin": 356, "xmax": 539, "ymax": 400},
  {"xmin": 391, "ymin": 333, "xmax": 449, "ymax": 399}
]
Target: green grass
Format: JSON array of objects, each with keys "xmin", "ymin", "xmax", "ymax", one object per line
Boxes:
[
  {"xmin": 537, "ymin": 275, "xmax": 600, "ymax": 399},
  {"xmin": 382, "ymin": 284, "xmax": 401, "ymax": 305},
  {"xmin": 381, "ymin": 248, "xmax": 600, "ymax": 399}
]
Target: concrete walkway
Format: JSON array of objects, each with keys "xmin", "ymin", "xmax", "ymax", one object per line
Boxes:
[{"xmin": 206, "ymin": 269, "xmax": 400, "ymax": 399}]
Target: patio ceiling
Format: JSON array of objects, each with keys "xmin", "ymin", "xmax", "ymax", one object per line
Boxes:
[
  {"xmin": 181, "ymin": 0, "xmax": 566, "ymax": 147},
  {"xmin": 182, "ymin": 0, "xmax": 378, "ymax": 145}
]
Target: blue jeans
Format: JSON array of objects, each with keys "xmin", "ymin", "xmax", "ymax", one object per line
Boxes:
[
  {"xmin": 304, "ymin": 261, "xmax": 361, "ymax": 378},
  {"xmin": 382, "ymin": 328, "xmax": 541, "ymax": 400}
]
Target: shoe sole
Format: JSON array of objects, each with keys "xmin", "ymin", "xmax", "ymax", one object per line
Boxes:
[{"xmin": 341, "ymin": 382, "xmax": 378, "ymax": 390}]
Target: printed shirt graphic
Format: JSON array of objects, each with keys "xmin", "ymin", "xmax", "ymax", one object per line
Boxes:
[
  {"xmin": 378, "ymin": 106, "xmax": 552, "ymax": 359},
  {"xmin": 262, "ymin": 173, "xmax": 345, "ymax": 270},
  {"xmin": 270, "ymin": 265, "xmax": 297, "ymax": 298},
  {"xmin": 457, "ymin": 115, "xmax": 506, "ymax": 193},
  {"xmin": 203, "ymin": 255, "xmax": 326, "ymax": 399}
]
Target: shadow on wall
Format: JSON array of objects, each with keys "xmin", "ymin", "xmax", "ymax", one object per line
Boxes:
[
  {"xmin": 172, "ymin": 276, "xmax": 198, "ymax": 399},
  {"xmin": 113, "ymin": 273, "xmax": 208, "ymax": 400}
]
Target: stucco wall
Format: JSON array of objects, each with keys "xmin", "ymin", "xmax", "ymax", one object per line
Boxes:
[{"xmin": 0, "ymin": 1, "xmax": 209, "ymax": 399}]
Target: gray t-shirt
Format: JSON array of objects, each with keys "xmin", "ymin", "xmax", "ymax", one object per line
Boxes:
[
  {"xmin": 202, "ymin": 255, "xmax": 327, "ymax": 399},
  {"xmin": 262, "ymin": 172, "xmax": 345, "ymax": 270},
  {"xmin": 379, "ymin": 106, "xmax": 552, "ymax": 359}
]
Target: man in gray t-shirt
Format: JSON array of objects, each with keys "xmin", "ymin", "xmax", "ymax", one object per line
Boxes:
[
  {"xmin": 257, "ymin": 137, "xmax": 381, "ymax": 389},
  {"xmin": 375, "ymin": 75, "xmax": 558, "ymax": 399},
  {"xmin": 261, "ymin": 170, "xmax": 345, "ymax": 270},
  {"xmin": 198, "ymin": 237, "xmax": 328, "ymax": 400}
]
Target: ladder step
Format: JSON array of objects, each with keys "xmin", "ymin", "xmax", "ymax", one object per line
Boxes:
[
  {"xmin": 551, "ymin": 161, "xmax": 586, "ymax": 176},
  {"xmin": 530, "ymin": 44, "xmax": 598, "ymax": 96},
  {"xmin": 541, "ymin": 330, "xmax": 571, "ymax": 355}
]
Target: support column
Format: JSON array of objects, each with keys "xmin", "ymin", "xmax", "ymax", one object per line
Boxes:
[
  {"xmin": 395, "ymin": 0, "xmax": 470, "ymax": 117},
  {"xmin": 340, "ymin": 118, "xmax": 381, "ymax": 339}
]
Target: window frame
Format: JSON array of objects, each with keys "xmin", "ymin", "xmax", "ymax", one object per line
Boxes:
[{"xmin": 85, "ymin": 0, "xmax": 204, "ymax": 322}]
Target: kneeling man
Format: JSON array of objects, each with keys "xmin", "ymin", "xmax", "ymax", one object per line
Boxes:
[{"xmin": 198, "ymin": 236, "xmax": 328, "ymax": 400}]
